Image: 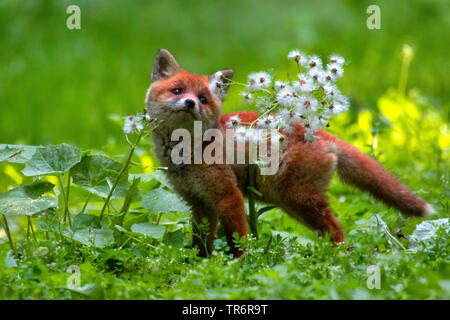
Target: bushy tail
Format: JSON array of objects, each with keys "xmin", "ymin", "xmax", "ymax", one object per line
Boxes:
[{"xmin": 335, "ymin": 139, "xmax": 432, "ymax": 217}]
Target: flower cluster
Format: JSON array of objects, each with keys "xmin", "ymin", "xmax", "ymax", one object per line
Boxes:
[
  {"xmin": 227, "ymin": 49, "xmax": 349, "ymax": 143},
  {"xmin": 209, "ymin": 71, "xmax": 228, "ymax": 100},
  {"xmin": 123, "ymin": 109, "xmax": 153, "ymax": 134}
]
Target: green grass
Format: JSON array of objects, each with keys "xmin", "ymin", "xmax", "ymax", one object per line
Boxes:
[{"xmin": 0, "ymin": 0, "xmax": 449, "ymax": 300}]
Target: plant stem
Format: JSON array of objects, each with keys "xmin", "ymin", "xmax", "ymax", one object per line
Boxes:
[
  {"xmin": 57, "ymin": 175, "xmax": 71, "ymax": 226},
  {"xmin": 27, "ymin": 216, "xmax": 37, "ymax": 241},
  {"xmin": 66, "ymin": 173, "xmax": 72, "ymax": 227},
  {"xmin": 1, "ymin": 214, "xmax": 17, "ymax": 258},
  {"xmin": 81, "ymin": 193, "xmax": 92, "ymax": 214},
  {"xmin": 156, "ymin": 212, "xmax": 163, "ymax": 225},
  {"xmin": 247, "ymin": 164, "xmax": 259, "ymax": 239},
  {"xmin": 98, "ymin": 130, "xmax": 144, "ymax": 222}
]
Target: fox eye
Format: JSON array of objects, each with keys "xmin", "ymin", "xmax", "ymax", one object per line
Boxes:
[
  {"xmin": 171, "ymin": 88, "xmax": 182, "ymax": 95},
  {"xmin": 198, "ymin": 95, "xmax": 207, "ymax": 104}
]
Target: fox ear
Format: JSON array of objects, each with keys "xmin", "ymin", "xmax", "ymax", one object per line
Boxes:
[
  {"xmin": 209, "ymin": 69, "xmax": 234, "ymax": 102},
  {"xmin": 151, "ymin": 49, "xmax": 181, "ymax": 82}
]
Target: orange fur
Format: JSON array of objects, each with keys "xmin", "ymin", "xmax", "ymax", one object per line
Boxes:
[{"xmin": 146, "ymin": 49, "xmax": 430, "ymax": 258}]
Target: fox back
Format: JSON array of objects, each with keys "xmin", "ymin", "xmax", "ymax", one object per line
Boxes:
[{"xmin": 146, "ymin": 49, "xmax": 432, "ymax": 257}]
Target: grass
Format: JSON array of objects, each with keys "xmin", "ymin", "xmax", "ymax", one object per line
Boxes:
[{"xmin": 0, "ymin": 0, "xmax": 449, "ymax": 300}]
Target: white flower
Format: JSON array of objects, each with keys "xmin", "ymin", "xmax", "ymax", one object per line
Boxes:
[
  {"xmin": 322, "ymin": 83, "xmax": 340, "ymax": 97},
  {"xmin": 329, "ymin": 54, "xmax": 345, "ymax": 65},
  {"xmin": 257, "ymin": 115, "xmax": 278, "ymax": 129},
  {"xmin": 255, "ymin": 96, "xmax": 272, "ymax": 111},
  {"xmin": 274, "ymin": 80, "xmax": 288, "ymax": 90},
  {"xmin": 276, "ymin": 87, "xmax": 297, "ymax": 107},
  {"xmin": 280, "ymin": 109, "xmax": 301, "ymax": 126},
  {"xmin": 240, "ymin": 91, "xmax": 253, "ymax": 101},
  {"xmin": 308, "ymin": 68, "xmax": 325, "ymax": 84},
  {"xmin": 308, "ymin": 117, "xmax": 325, "ymax": 131},
  {"xmin": 307, "ymin": 55, "xmax": 323, "ymax": 69},
  {"xmin": 294, "ymin": 74, "xmax": 316, "ymax": 93},
  {"xmin": 143, "ymin": 113, "xmax": 152, "ymax": 122},
  {"xmin": 327, "ymin": 63, "xmax": 344, "ymax": 79},
  {"xmin": 123, "ymin": 115, "xmax": 144, "ymax": 134},
  {"xmin": 296, "ymin": 95, "xmax": 318, "ymax": 114},
  {"xmin": 323, "ymin": 70, "xmax": 337, "ymax": 82},
  {"xmin": 288, "ymin": 49, "xmax": 307, "ymax": 65},
  {"xmin": 247, "ymin": 71, "xmax": 272, "ymax": 91},
  {"xmin": 225, "ymin": 115, "xmax": 241, "ymax": 129},
  {"xmin": 213, "ymin": 71, "xmax": 224, "ymax": 81},
  {"xmin": 304, "ymin": 128, "xmax": 318, "ymax": 142},
  {"xmin": 328, "ymin": 96, "xmax": 350, "ymax": 116}
]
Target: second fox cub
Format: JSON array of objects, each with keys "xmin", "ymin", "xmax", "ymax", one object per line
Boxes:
[{"xmin": 146, "ymin": 49, "xmax": 432, "ymax": 257}]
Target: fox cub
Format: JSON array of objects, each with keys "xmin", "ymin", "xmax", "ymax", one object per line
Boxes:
[{"xmin": 145, "ymin": 49, "xmax": 432, "ymax": 257}]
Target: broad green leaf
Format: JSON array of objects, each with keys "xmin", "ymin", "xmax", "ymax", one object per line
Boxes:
[
  {"xmin": 163, "ymin": 229, "xmax": 187, "ymax": 248},
  {"xmin": 5, "ymin": 250, "xmax": 17, "ymax": 268},
  {"xmin": 70, "ymin": 155, "xmax": 128, "ymax": 199},
  {"xmin": 409, "ymin": 218, "xmax": 449, "ymax": 252},
  {"xmin": 70, "ymin": 283, "xmax": 105, "ymax": 299},
  {"xmin": 131, "ymin": 222, "xmax": 166, "ymax": 240},
  {"xmin": 0, "ymin": 144, "xmax": 38, "ymax": 163},
  {"xmin": 140, "ymin": 188, "xmax": 190, "ymax": 214},
  {"xmin": 71, "ymin": 228, "xmax": 115, "ymax": 248},
  {"xmin": 22, "ymin": 143, "xmax": 81, "ymax": 176},
  {"xmin": 0, "ymin": 181, "xmax": 57, "ymax": 216},
  {"xmin": 0, "ymin": 146, "xmax": 21, "ymax": 162},
  {"xmin": 72, "ymin": 213, "xmax": 98, "ymax": 230}
]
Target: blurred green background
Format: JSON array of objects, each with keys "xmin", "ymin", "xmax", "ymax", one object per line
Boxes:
[{"xmin": 0, "ymin": 0, "xmax": 448, "ymax": 149}]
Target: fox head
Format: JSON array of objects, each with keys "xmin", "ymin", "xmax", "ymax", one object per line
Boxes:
[{"xmin": 145, "ymin": 49, "xmax": 233, "ymax": 131}]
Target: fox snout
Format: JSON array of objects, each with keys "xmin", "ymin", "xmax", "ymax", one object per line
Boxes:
[{"xmin": 174, "ymin": 95, "xmax": 200, "ymax": 114}]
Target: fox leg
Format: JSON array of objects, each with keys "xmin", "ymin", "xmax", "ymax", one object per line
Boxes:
[
  {"xmin": 185, "ymin": 165, "xmax": 248, "ymax": 258},
  {"xmin": 280, "ymin": 191, "xmax": 344, "ymax": 243},
  {"xmin": 274, "ymin": 140, "xmax": 343, "ymax": 242},
  {"xmin": 215, "ymin": 186, "xmax": 248, "ymax": 257}
]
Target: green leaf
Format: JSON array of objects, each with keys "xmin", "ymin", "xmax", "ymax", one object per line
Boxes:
[
  {"xmin": 409, "ymin": 218, "xmax": 449, "ymax": 252},
  {"xmin": 0, "ymin": 181, "xmax": 57, "ymax": 216},
  {"xmin": 72, "ymin": 213, "xmax": 98, "ymax": 230},
  {"xmin": 140, "ymin": 188, "xmax": 190, "ymax": 214},
  {"xmin": 0, "ymin": 146, "xmax": 21, "ymax": 162},
  {"xmin": 130, "ymin": 170, "xmax": 173, "ymax": 188},
  {"xmin": 22, "ymin": 143, "xmax": 81, "ymax": 176},
  {"xmin": 5, "ymin": 250, "xmax": 17, "ymax": 268},
  {"xmin": 70, "ymin": 283, "xmax": 105, "ymax": 299},
  {"xmin": 163, "ymin": 229, "xmax": 186, "ymax": 248},
  {"xmin": 70, "ymin": 228, "xmax": 115, "ymax": 249},
  {"xmin": 0, "ymin": 144, "xmax": 38, "ymax": 163},
  {"xmin": 131, "ymin": 222, "xmax": 166, "ymax": 240},
  {"xmin": 70, "ymin": 155, "xmax": 128, "ymax": 199}
]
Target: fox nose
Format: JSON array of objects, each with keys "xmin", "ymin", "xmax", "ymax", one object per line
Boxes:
[{"xmin": 184, "ymin": 99, "xmax": 196, "ymax": 109}]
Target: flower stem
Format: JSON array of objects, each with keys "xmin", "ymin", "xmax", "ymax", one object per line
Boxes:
[
  {"xmin": 1, "ymin": 214, "xmax": 17, "ymax": 258},
  {"xmin": 247, "ymin": 164, "xmax": 259, "ymax": 239},
  {"xmin": 98, "ymin": 130, "xmax": 144, "ymax": 223}
]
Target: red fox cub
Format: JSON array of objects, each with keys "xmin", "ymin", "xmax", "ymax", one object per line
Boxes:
[{"xmin": 146, "ymin": 49, "xmax": 432, "ymax": 257}]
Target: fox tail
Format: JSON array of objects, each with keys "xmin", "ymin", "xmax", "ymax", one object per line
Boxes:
[{"xmin": 335, "ymin": 139, "xmax": 433, "ymax": 217}]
